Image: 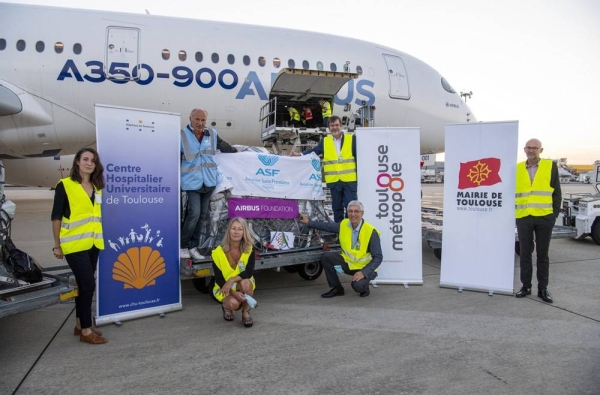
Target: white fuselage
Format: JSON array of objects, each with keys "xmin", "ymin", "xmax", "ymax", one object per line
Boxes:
[{"xmin": 0, "ymin": 3, "xmax": 475, "ymax": 187}]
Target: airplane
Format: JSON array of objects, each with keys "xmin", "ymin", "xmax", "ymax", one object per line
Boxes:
[{"xmin": 0, "ymin": 2, "xmax": 476, "ymax": 188}]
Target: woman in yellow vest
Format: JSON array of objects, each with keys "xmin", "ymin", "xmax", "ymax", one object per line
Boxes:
[
  {"xmin": 212, "ymin": 217, "xmax": 256, "ymax": 327},
  {"xmin": 51, "ymin": 148, "xmax": 107, "ymax": 344}
]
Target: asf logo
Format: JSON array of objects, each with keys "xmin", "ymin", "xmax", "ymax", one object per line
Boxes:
[
  {"xmin": 458, "ymin": 158, "xmax": 502, "ymax": 190},
  {"xmin": 256, "ymin": 154, "xmax": 280, "ymax": 177},
  {"xmin": 258, "ymin": 155, "xmax": 279, "ymax": 166},
  {"xmin": 311, "ymin": 158, "xmax": 321, "ymax": 172}
]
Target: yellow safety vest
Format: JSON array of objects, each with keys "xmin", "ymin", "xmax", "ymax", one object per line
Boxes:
[
  {"xmin": 321, "ymin": 101, "xmax": 332, "ymax": 118},
  {"xmin": 339, "ymin": 219, "xmax": 380, "ymax": 271},
  {"xmin": 323, "ymin": 134, "xmax": 357, "ymax": 184},
  {"xmin": 59, "ymin": 178, "xmax": 104, "ymax": 254},
  {"xmin": 288, "ymin": 107, "xmax": 300, "ymax": 122},
  {"xmin": 211, "ymin": 246, "xmax": 255, "ymax": 302},
  {"xmin": 515, "ymin": 159, "xmax": 554, "ymax": 218}
]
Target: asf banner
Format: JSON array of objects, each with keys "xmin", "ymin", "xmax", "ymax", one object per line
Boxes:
[
  {"xmin": 95, "ymin": 105, "xmax": 182, "ymax": 325},
  {"xmin": 440, "ymin": 121, "xmax": 518, "ymax": 294},
  {"xmin": 213, "ymin": 152, "xmax": 325, "ymax": 200},
  {"xmin": 356, "ymin": 128, "xmax": 423, "ymax": 285}
]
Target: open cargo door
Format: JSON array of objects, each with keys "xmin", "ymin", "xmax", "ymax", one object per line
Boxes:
[{"xmin": 260, "ymin": 68, "xmax": 359, "ymax": 136}]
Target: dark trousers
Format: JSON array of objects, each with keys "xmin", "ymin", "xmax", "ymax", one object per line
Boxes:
[
  {"xmin": 65, "ymin": 247, "xmax": 99, "ymax": 329},
  {"xmin": 181, "ymin": 187, "xmax": 214, "ymax": 249},
  {"xmin": 328, "ymin": 181, "xmax": 357, "ymax": 223},
  {"xmin": 516, "ymin": 214, "xmax": 555, "ymax": 290},
  {"xmin": 321, "ymin": 251, "xmax": 370, "ymax": 294}
]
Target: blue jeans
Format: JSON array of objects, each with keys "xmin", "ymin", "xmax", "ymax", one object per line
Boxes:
[
  {"xmin": 181, "ymin": 187, "xmax": 213, "ymax": 249},
  {"xmin": 328, "ymin": 181, "xmax": 357, "ymax": 223}
]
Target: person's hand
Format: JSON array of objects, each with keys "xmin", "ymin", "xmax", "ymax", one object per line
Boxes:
[
  {"xmin": 53, "ymin": 246, "xmax": 63, "ymax": 260},
  {"xmin": 289, "ymin": 151, "xmax": 301, "ymax": 157},
  {"xmin": 299, "ymin": 214, "xmax": 309, "ymax": 224},
  {"xmin": 232, "ymin": 291, "xmax": 245, "ymax": 303},
  {"xmin": 352, "ymin": 271, "xmax": 365, "ymax": 282},
  {"xmin": 220, "ymin": 279, "xmax": 234, "ymax": 295}
]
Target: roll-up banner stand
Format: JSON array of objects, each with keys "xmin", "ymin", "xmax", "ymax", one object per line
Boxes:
[
  {"xmin": 356, "ymin": 127, "xmax": 423, "ymax": 285},
  {"xmin": 95, "ymin": 104, "xmax": 182, "ymax": 325},
  {"xmin": 440, "ymin": 121, "xmax": 518, "ymax": 295}
]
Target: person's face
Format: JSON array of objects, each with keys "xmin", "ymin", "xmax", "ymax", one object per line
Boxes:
[
  {"xmin": 524, "ymin": 139, "xmax": 543, "ymax": 162},
  {"xmin": 229, "ymin": 221, "xmax": 244, "ymax": 243},
  {"xmin": 190, "ymin": 110, "xmax": 207, "ymax": 132},
  {"xmin": 329, "ymin": 119, "xmax": 342, "ymax": 139},
  {"xmin": 347, "ymin": 205, "xmax": 363, "ymax": 227},
  {"xmin": 77, "ymin": 151, "xmax": 96, "ymax": 176}
]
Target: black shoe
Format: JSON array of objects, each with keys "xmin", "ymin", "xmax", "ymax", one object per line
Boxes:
[
  {"xmin": 359, "ymin": 289, "xmax": 370, "ymax": 297},
  {"xmin": 515, "ymin": 287, "xmax": 531, "ymax": 298},
  {"xmin": 538, "ymin": 289, "xmax": 553, "ymax": 303},
  {"xmin": 321, "ymin": 287, "xmax": 345, "ymax": 298}
]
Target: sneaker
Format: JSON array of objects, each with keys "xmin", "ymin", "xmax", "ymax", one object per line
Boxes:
[
  {"xmin": 189, "ymin": 247, "xmax": 205, "ymax": 261},
  {"xmin": 180, "ymin": 248, "xmax": 190, "ymax": 259}
]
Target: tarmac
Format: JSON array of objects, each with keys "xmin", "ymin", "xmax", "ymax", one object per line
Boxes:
[{"xmin": 1, "ymin": 184, "xmax": 599, "ymax": 395}]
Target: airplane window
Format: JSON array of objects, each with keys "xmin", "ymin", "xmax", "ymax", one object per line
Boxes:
[
  {"xmin": 179, "ymin": 50, "xmax": 187, "ymax": 61},
  {"xmin": 288, "ymin": 59, "xmax": 295, "ymax": 68},
  {"xmin": 36, "ymin": 41, "xmax": 45, "ymax": 53},
  {"xmin": 55, "ymin": 42, "xmax": 64, "ymax": 54},
  {"xmin": 195, "ymin": 51, "xmax": 203, "ymax": 62},
  {"xmin": 258, "ymin": 56, "xmax": 266, "ymax": 67},
  {"xmin": 273, "ymin": 58, "xmax": 281, "ymax": 68},
  {"xmin": 227, "ymin": 54, "xmax": 235, "ymax": 65},
  {"xmin": 441, "ymin": 77, "xmax": 456, "ymax": 94},
  {"xmin": 212, "ymin": 53, "xmax": 219, "ymax": 63},
  {"xmin": 0, "ymin": 38, "xmax": 6, "ymax": 51},
  {"xmin": 330, "ymin": 63, "xmax": 337, "ymax": 72},
  {"xmin": 356, "ymin": 65, "xmax": 363, "ymax": 75},
  {"xmin": 16, "ymin": 40, "xmax": 26, "ymax": 52},
  {"xmin": 243, "ymin": 55, "xmax": 250, "ymax": 66},
  {"xmin": 302, "ymin": 60, "xmax": 309, "ymax": 70},
  {"xmin": 162, "ymin": 49, "xmax": 170, "ymax": 60},
  {"xmin": 73, "ymin": 43, "xmax": 82, "ymax": 55},
  {"xmin": 317, "ymin": 61, "xmax": 323, "ymax": 71}
]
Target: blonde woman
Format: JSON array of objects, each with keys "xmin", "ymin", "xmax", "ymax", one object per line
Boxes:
[{"xmin": 212, "ymin": 217, "xmax": 256, "ymax": 327}]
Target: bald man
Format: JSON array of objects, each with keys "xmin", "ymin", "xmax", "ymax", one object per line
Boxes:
[{"xmin": 515, "ymin": 138, "xmax": 561, "ymax": 303}]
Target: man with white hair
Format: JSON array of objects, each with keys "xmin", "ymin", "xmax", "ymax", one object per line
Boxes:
[
  {"xmin": 299, "ymin": 200, "xmax": 382, "ymax": 298},
  {"xmin": 180, "ymin": 108, "xmax": 238, "ymax": 260}
]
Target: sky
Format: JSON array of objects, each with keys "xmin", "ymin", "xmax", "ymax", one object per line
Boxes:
[{"xmin": 7, "ymin": 0, "xmax": 600, "ymax": 164}]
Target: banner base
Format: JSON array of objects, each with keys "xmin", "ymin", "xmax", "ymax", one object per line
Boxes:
[
  {"xmin": 95, "ymin": 303, "xmax": 182, "ymax": 326},
  {"xmin": 439, "ymin": 282, "xmax": 513, "ymax": 296},
  {"xmin": 371, "ymin": 279, "xmax": 423, "ymax": 286}
]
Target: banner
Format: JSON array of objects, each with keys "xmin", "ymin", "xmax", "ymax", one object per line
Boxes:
[
  {"xmin": 228, "ymin": 197, "xmax": 299, "ymax": 219},
  {"xmin": 95, "ymin": 104, "xmax": 182, "ymax": 325},
  {"xmin": 214, "ymin": 152, "xmax": 324, "ymax": 200},
  {"xmin": 440, "ymin": 121, "xmax": 518, "ymax": 294},
  {"xmin": 356, "ymin": 128, "xmax": 423, "ymax": 285}
]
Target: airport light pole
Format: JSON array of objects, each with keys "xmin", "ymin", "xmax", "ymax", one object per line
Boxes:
[{"xmin": 460, "ymin": 91, "xmax": 473, "ymax": 102}]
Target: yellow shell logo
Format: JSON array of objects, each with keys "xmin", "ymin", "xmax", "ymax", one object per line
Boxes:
[{"xmin": 112, "ymin": 246, "xmax": 166, "ymax": 289}]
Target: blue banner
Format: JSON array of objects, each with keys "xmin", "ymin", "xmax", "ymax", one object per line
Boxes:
[{"xmin": 95, "ymin": 105, "xmax": 181, "ymax": 324}]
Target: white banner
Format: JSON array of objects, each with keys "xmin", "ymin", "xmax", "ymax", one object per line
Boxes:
[
  {"xmin": 356, "ymin": 128, "xmax": 423, "ymax": 285},
  {"xmin": 214, "ymin": 152, "xmax": 325, "ymax": 200},
  {"xmin": 440, "ymin": 121, "xmax": 518, "ymax": 294},
  {"xmin": 95, "ymin": 104, "xmax": 182, "ymax": 325}
]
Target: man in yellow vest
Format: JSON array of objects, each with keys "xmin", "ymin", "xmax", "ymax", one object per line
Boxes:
[
  {"xmin": 287, "ymin": 106, "xmax": 301, "ymax": 127},
  {"xmin": 515, "ymin": 138, "xmax": 562, "ymax": 303},
  {"xmin": 299, "ymin": 201, "xmax": 382, "ymax": 298},
  {"xmin": 290, "ymin": 115, "xmax": 357, "ymax": 222},
  {"xmin": 319, "ymin": 99, "xmax": 332, "ymax": 127}
]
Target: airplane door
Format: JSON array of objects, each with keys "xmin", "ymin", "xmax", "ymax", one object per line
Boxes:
[
  {"xmin": 383, "ymin": 54, "xmax": 410, "ymax": 100},
  {"xmin": 105, "ymin": 27, "xmax": 141, "ymax": 81}
]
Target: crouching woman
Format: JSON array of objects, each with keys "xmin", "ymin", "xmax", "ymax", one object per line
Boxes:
[{"xmin": 212, "ymin": 217, "xmax": 256, "ymax": 327}]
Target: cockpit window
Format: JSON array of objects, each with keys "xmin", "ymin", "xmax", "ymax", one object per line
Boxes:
[
  {"xmin": 441, "ymin": 77, "xmax": 456, "ymax": 94},
  {"xmin": 0, "ymin": 38, "xmax": 6, "ymax": 51}
]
